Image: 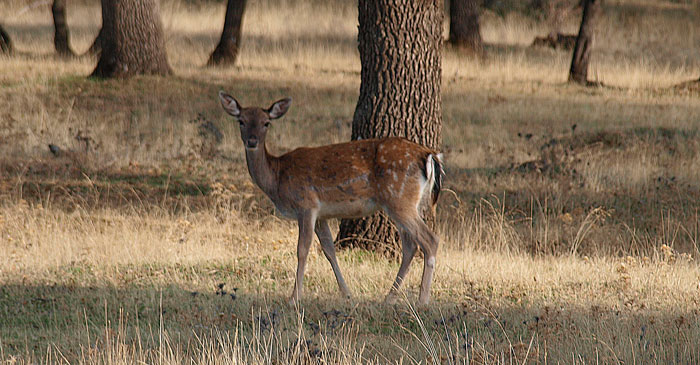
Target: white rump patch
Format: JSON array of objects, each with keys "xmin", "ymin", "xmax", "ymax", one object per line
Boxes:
[
  {"xmin": 416, "ymin": 154, "xmax": 437, "ymax": 215},
  {"xmin": 425, "ymin": 154, "xmax": 435, "ymax": 190}
]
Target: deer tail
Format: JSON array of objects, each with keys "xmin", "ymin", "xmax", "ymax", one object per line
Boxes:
[{"xmin": 425, "ymin": 153, "xmax": 444, "ymax": 206}]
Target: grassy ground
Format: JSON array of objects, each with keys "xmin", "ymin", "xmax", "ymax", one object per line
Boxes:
[{"xmin": 1, "ymin": 0, "xmax": 700, "ymax": 363}]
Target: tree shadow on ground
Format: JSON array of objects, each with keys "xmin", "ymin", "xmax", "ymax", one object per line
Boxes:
[{"xmin": 1, "ymin": 280, "xmax": 698, "ymax": 363}]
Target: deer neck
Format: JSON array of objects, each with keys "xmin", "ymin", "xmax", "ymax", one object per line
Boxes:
[{"xmin": 245, "ymin": 143, "xmax": 279, "ymax": 197}]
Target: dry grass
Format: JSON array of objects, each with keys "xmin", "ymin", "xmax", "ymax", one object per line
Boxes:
[
  {"xmin": 1, "ymin": 0, "xmax": 700, "ymax": 363},
  {"xmin": 1, "ymin": 196, "xmax": 699, "ymax": 363}
]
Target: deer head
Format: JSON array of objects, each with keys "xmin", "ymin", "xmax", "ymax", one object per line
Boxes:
[{"xmin": 218, "ymin": 91, "xmax": 292, "ymax": 150}]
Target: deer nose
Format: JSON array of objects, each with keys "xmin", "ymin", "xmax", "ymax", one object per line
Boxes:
[{"xmin": 246, "ymin": 137, "xmax": 258, "ymax": 149}]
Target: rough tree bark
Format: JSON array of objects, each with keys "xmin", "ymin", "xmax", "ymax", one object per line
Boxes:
[
  {"xmin": 208, "ymin": 0, "xmax": 246, "ymax": 66},
  {"xmin": 52, "ymin": 0, "xmax": 75, "ymax": 57},
  {"xmin": 569, "ymin": 0, "xmax": 601, "ymax": 85},
  {"xmin": 336, "ymin": 0, "xmax": 443, "ymax": 258},
  {"xmin": 92, "ymin": 0, "xmax": 171, "ymax": 78},
  {"xmin": 0, "ymin": 24, "xmax": 12, "ymax": 54},
  {"xmin": 449, "ymin": 0, "xmax": 484, "ymax": 56}
]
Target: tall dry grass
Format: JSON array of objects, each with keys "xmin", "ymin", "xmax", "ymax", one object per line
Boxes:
[{"xmin": 2, "ymin": 195, "xmax": 699, "ymax": 363}]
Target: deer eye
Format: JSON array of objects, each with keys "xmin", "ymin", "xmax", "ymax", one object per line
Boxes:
[
  {"xmin": 264, "ymin": 122, "xmax": 271, "ymax": 128},
  {"xmin": 238, "ymin": 120, "xmax": 244, "ymax": 127}
]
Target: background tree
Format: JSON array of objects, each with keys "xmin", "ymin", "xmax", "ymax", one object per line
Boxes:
[
  {"xmin": 448, "ymin": 0, "xmax": 484, "ymax": 56},
  {"xmin": 52, "ymin": 0, "xmax": 75, "ymax": 57},
  {"xmin": 208, "ymin": 0, "xmax": 246, "ymax": 66},
  {"xmin": 569, "ymin": 0, "xmax": 601, "ymax": 85},
  {"xmin": 336, "ymin": 0, "xmax": 443, "ymax": 257},
  {"xmin": 0, "ymin": 24, "xmax": 11, "ymax": 54},
  {"xmin": 92, "ymin": 0, "xmax": 171, "ymax": 78}
]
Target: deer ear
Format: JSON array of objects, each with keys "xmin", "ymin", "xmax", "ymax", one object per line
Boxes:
[
  {"xmin": 267, "ymin": 97, "xmax": 292, "ymax": 119},
  {"xmin": 219, "ymin": 91, "xmax": 241, "ymax": 117}
]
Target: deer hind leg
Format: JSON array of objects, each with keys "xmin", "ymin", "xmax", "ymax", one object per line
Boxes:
[
  {"xmin": 414, "ymin": 219, "xmax": 439, "ymax": 305},
  {"xmin": 385, "ymin": 208, "xmax": 439, "ymax": 306},
  {"xmin": 385, "ymin": 228, "xmax": 418, "ymax": 305},
  {"xmin": 315, "ymin": 219, "xmax": 352, "ymax": 299},
  {"xmin": 290, "ymin": 211, "xmax": 316, "ymax": 306}
]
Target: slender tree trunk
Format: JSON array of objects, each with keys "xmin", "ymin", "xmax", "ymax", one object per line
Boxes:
[
  {"xmin": 569, "ymin": 0, "xmax": 601, "ymax": 85},
  {"xmin": 208, "ymin": 0, "xmax": 246, "ymax": 66},
  {"xmin": 52, "ymin": 0, "xmax": 75, "ymax": 57},
  {"xmin": 0, "ymin": 23, "xmax": 12, "ymax": 54},
  {"xmin": 449, "ymin": 0, "xmax": 484, "ymax": 56},
  {"xmin": 336, "ymin": 0, "xmax": 443, "ymax": 258},
  {"xmin": 92, "ymin": 0, "xmax": 171, "ymax": 78}
]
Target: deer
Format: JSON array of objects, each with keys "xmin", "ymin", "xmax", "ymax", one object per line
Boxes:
[{"xmin": 218, "ymin": 91, "xmax": 444, "ymax": 306}]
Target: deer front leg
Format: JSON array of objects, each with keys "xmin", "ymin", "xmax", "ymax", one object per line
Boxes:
[
  {"xmin": 315, "ymin": 219, "xmax": 352, "ymax": 299},
  {"xmin": 289, "ymin": 211, "xmax": 316, "ymax": 306}
]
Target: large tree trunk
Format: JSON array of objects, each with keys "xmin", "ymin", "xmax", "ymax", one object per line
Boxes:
[
  {"xmin": 92, "ymin": 0, "xmax": 171, "ymax": 78},
  {"xmin": 569, "ymin": 0, "xmax": 601, "ymax": 85},
  {"xmin": 448, "ymin": 0, "xmax": 484, "ymax": 56},
  {"xmin": 336, "ymin": 0, "xmax": 443, "ymax": 258},
  {"xmin": 208, "ymin": 0, "xmax": 246, "ymax": 66},
  {"xmin": 0, "ymin": 24, "xmax": 12, "ymax": 54},
  {"xmin": 52, "ymin": 0, "xmax": 75, "ymax": 57}
]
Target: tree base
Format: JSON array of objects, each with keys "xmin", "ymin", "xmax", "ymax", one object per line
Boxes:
[
  {"xmin": 207, "ymin": 44, "xmax": 238, "ymax": 66},
  {"xmin": 336, "ymin": 212, "xmax": 401, "ymax": 259},
  {"xmin": 91, "ymin": 59, "xmax": 172, "ymax": 79},
  {"xmin": 568, "ymin": 78, "xmax": 604, "ymax": 87},
  {"xmin": 90, "ymin": 0, "xmax": 172, "ymax": 79}
]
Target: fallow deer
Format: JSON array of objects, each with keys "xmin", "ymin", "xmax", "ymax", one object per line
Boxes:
[{"xmin": 218, "ymin": 91, "xmax": 444, "ymax": 305}]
